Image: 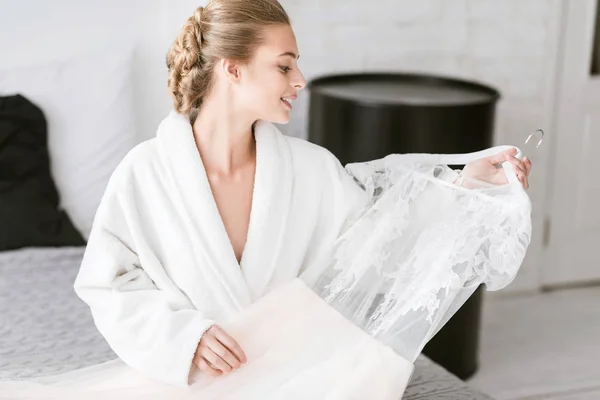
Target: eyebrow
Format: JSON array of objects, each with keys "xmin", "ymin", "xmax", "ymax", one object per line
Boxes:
[{"xmin": 278, "ymin": 51, "xmax": 300, "ymax": 60}]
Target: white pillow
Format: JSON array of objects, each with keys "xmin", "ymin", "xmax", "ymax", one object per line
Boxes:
[{"xmin": 0, "ymin": 45, "xmax": 137, "ymax": 239}]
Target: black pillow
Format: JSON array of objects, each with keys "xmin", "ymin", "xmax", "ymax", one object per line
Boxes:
[{"xmin": 0, "ymin": 94, "xmax": 85, "ymax": 250}]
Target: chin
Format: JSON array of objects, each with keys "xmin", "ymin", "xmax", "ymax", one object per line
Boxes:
[{"xmin": 268, "ymin": 113, "xmax": 290, "ymax": 125}]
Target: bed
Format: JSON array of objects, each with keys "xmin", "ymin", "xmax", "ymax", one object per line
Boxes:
[{"xmin": 0, "ymin": 247, "xmax": 494, "ymax": 399}]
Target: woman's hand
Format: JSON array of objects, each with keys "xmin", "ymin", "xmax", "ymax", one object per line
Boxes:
[
  {"xmin": 459, "ymin": 148, "xmax": 532, "ymax": 189},
  {"xmin": 193, "ymin": 325, "xmax": 247, "ymax": 377}
]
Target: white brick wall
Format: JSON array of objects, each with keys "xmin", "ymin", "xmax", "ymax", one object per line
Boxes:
[{"xmin": 279, "ymin": 0, "xmax": 562, "ymax": 294}]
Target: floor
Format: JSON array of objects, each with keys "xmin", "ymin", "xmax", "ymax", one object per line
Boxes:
[{"xmin": 467, "ymin": 285, "xmax": 600, "ymax": 400}]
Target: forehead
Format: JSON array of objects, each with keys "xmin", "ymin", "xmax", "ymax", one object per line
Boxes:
[{"xmin": 255, "ymin": 24, "xmax": 298, "ymax": 59}]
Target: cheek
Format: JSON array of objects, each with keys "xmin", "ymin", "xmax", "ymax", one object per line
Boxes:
[{"xmin": 243, "ymin": 71, "xmax": 286, "ymax": 106}]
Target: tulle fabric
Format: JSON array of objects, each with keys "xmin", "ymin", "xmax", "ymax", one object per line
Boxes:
[{"xmin": 0, "ymin": 279, "xmax": 413, "ymax": 400}]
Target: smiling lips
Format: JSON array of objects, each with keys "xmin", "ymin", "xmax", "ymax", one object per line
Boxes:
[{"xmin": 281, "ymin": 95, "xmax": 296, "ymax": 109}]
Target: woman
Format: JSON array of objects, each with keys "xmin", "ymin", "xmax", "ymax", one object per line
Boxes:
[
  {"xmin": 154, "ymin": 0, "xmax": 531, "ymax": 382},
  {"xmin": 1, "ymin": 0, "xmax": 532, "ymax": 398}
]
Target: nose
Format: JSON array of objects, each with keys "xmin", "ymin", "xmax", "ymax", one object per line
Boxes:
[{"xmin": 292, "ymin": 69, "xmax": 307, "ymax": 90}]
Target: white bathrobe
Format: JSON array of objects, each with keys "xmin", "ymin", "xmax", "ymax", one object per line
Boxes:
[{"xmin": 72, "ymin": 110, "xmax": 374, "ymax": 388}]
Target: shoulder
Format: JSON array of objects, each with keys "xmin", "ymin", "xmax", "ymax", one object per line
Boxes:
[
  {"xmin": 120, "ymin": 139, "xmax": 158, "ymax": 167},
  {"xmin": 256, "ymin": 120, "xmax": 344, "ymax": 174},
  {"xmin": 106, "ymin": 138, "xmax": 158, "ymax": 188},
  {"xmin": 283, "ymin": 135, "xmax": 346, "ymax": 176},
  {"xmin": 282, "ymin": 134, "xmax": 368, "ymax": 208}
]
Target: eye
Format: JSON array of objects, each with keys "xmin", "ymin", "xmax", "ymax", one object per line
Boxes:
[{"xmin": 279, "ymin": 66, "xmax": 292, "ymax": 73}]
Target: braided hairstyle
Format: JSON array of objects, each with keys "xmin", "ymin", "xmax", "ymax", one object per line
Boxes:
[{"xmin": 166, "ymin": 0, "xmax": 291, "ymax": 122}]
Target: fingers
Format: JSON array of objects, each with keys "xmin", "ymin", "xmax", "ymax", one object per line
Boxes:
[
  {"xmin": 212, "ymin": 326, "xmax": 248, "ymax": 365},
  {"xmin": 506, "ymin": 154, "xmax": 526, "ymax": 172},
  {"xmin": 486, "ymin": 148, "xmax": 516, "ymax": 165},
  {"xmin": 511, "ymin": 162, "xmax": 529, "ymax": 189},
  {"xmin": 505, "ymin": 151, "xmax": 533, "ymax": 189},
  {"xmin": 193, "ymin": 346, "xmax": 222, "ymax": 376},
  {"xmin": 194, "ymin": 325, "xmax": 247, "ymax": 377},
  {"xmin": 196, "ymin": 357, "xmax": 222, "ymax": 377},
  {"xmin": 517, "ymin": 172, "xmax": 529, "ymax": 189},
  {"xmin": 522, "ymin": 157, "xmax": 531, "ymax": 189},
  {"xmin": 523, "ymin": 156, "xmax": 532, "ymax": 175},
  {"xmin": 506, "ymin": 151, "xmax": 533, "ymax": 176},
  {"xmin": 508, "ymin": 159, "xmax": 527, "ymax": 176},
  {"xmin": 494, "ymin": 151, "xmax": 528, "ymax": 188},
  {"xmin": 484, "ymin": 149, "xmax": 532, "ymax": 189},
  {"xmin": 513, "ymin": 166, "xmax": 528, "ymax": 188},
  {"xmin": 204, "ymin": 336, "xmax": 242, "ymax": 371},
  {"xmin": 202, "ymin": 346, "xmax": 235, "ymax": 373}
]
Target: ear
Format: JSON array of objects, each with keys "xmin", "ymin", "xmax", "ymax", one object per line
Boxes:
[{"xmin": 220, "ymin": 58, "xmax": 242, "ymax": 83}]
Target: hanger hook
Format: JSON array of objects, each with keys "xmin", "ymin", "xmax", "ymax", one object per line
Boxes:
[{"xmin": 524, "ymin": 129, "xmax": 544, "ymax": 148}]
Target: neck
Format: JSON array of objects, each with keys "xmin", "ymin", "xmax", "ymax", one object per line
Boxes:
[{"xmin": 191, "ymin": 102, "xmax": 256, "ymax": 177}]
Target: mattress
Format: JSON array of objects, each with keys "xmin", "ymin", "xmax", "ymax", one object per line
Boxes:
[{"xmin": 0, "ymin": 247, "xmax": 493, "ymax": 400}]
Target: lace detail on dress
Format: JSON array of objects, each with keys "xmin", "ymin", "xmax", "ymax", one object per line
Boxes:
[{"xmin": 306, "ymin": 155, "xmax": 532, "ymax": 363}]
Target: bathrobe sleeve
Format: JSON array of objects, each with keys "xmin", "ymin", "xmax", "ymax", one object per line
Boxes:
[
  {"xmin": 299, "ymin": 149, "xmax": 369, "ymax": 284},
  {"xmin": 73, "ymin": 155, "xmax": 216, "ymax": 388}
]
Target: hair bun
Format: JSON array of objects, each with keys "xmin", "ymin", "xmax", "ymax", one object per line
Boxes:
[
  {"xmin": 193, "ymin": 7, "xmax": 204, "ymax": 41},
  {"xmin": 177, "ymin": 7, "xmax": 204, "ymax": 72}
]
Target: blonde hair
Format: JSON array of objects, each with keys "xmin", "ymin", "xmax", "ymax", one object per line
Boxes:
[{"xmin": 166, "ymin": 0, "xmax": 291, "ymax": 121}]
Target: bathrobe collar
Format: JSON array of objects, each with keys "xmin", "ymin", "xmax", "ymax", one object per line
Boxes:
[{"xmin": 156, "ymin": 111, "xmax": 294, "ymax": 309}]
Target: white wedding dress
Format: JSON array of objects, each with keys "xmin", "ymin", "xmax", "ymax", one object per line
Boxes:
[{"xmin": 0, "ymin": 145, "xmax": 531, "ymax": 399}]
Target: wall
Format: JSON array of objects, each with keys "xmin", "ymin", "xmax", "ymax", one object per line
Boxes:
[{"xmin": 0, "ymin": 0, "xmax": 172, "ymax": 142}]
